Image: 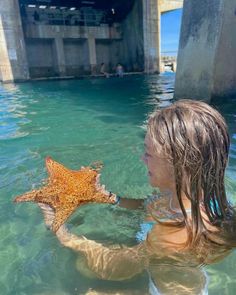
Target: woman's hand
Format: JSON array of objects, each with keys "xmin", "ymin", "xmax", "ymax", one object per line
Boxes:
[{"xmin": 38, "ymin": 203, "xmax": 55, "ymax": 229}]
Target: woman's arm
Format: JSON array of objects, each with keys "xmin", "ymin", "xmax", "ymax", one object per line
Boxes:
[
  {"xmin": 39, "ymin": 203, "xmax": 149, "ymax": 281},
  {"xmin": 118, "ymin": 197, "xmax": 145, "ymax": 210}
]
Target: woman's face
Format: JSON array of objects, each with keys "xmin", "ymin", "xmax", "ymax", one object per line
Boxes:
[{"xmin": 142, "ymin": 133, "xmax": 175, "ymax": 189}]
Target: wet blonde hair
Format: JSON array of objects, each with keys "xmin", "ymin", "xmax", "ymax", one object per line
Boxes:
[{"xmin": 147, "ymin": 100, "xmax": 236, "ymax": 255}]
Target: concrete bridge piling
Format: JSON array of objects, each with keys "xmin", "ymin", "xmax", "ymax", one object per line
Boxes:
[
  {"xmin": 0, "ymin": 0, "xmax": 29, "ymax": 82},
  {"xmin": 0, "ymin": 0, "xmax": 183, "ymax": 83},
  {"xmin": 175, "ymin": 0, "xmax": 236, "ymax": 101}
]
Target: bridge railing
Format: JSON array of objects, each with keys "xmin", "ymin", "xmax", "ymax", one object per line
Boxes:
[
  {"xmin": 161, "ymin": 51, "xmax": 178, "ymax": 61},
  {"xmin": 161, "ymin": 50, "xmax": 178, "ymax": 55},
  {"xmin": 21, "ymin": 5, "xmax": 110, "ymax": 27}
]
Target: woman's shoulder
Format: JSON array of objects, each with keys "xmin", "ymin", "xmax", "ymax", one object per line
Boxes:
[
  {"xmin": 145, "ymin": 221, "xmax": 189, "ymax": 258},
  {"xmin": 145, "ymin": 193, "xmax": 184, "ymax": 222},
  {"xmin": 143, "ymin": 194, "xmax": 188, "ymax": 254}
]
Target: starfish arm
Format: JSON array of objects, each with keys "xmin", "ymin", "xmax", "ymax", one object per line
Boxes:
[
  {"xmin": 45, "ymin": 157, "xmax": 73, "ymax": 182},
  {"xmin": 93, "ymin": 192, "xmax": 117, "ymax": 204},
  {"xmin": 52, "ymin": 204, "xmax": 78, "ymax": 233},
  {"xmin": 14, "ymin": 189, "xmax": 43, "ymax": 203},
  {"xmin": 33, "ymin": 191, "xmax": 58, "ymax": 207}
]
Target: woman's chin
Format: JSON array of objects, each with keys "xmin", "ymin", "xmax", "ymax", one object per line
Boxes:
[{"xmin": 148, "ymin": 176, "xmax": 158, "ymax": 187}]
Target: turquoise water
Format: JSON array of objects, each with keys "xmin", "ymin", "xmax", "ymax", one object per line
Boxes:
[{"xmin": 0, "ymin": 74, "xmax": 235, "ymax": 294}]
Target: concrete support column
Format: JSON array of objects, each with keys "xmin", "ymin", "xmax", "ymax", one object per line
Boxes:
[
  {"xmin": 172, "ymin": 61, "xmax": 177, "ymax": 72},
  {"xmin": 143, "ymin": 0, "xmax": 162, "ymax": 73},
  {"xmin": 88, "ymin": 37, "xmax": 97, "ymax": 74},
  {"xmin": 175, "ymin": 0, "xmax": 236, "ymax": 101},
  {"xmin": 54, "ymin": 37, "xmax": 66, "ymax": 76},
  {"xmin": 0, "ymin": 0, "xmax": 29, "ymax": 82}
]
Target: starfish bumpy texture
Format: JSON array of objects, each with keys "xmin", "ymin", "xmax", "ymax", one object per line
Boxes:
[{"xmin": 14, "ymin": 157, "xmax": 117, "ymax": 232}]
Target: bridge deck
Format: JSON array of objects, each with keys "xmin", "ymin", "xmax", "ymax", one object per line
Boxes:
[{"xmin": 160, "ymin": 0, "xmax": 183, "ymax": 13}]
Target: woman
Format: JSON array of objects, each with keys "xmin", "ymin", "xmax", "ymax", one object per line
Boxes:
[{"xmin": 39, "ymin": 100, "xmax": 236, "ymax": 294}]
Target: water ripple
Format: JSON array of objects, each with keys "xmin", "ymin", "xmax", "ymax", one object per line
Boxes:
[{"xmin": 0, "ymin": 74, "xmax": 235, "ymax": 294}]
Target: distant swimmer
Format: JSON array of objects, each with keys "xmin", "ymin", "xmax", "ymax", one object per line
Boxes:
[
  {"xmin": 116, "ymin": 63, "xmax": 124, "ymax": 77},
  {"xmin": 100, "ymin": 63, "xmax": 109, "ymax": 78}
]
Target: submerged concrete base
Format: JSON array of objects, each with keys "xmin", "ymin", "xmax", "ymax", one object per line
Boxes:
[
  {"xmin": 0, "ymin": 0, "xmax": 29, "ymax": 82},
  {"xmin": 175, "ymin": 0, "xmax": 236, "ymax": 102}
]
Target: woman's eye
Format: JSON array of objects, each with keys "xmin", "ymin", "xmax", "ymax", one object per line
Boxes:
[{"xmin": 145, "ymin": 152, "xmax": 151, "ymax": 157}]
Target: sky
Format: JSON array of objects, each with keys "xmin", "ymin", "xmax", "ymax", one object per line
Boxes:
[{"xmin": 161, "ymin": 9, "xmax": 183, "ymax": 55}]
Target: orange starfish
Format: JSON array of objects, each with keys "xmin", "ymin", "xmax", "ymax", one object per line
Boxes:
[{"xmin": 14, "ymin": 157, "xmax": 117, "ymax": 232}]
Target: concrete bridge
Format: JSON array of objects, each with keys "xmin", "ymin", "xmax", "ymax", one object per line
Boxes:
[
  {"xmin": 0, "ymin": 0, "xmax": 183, "ymax": 82},
  {"xmin": 143, "ymin": 0, "xmax": 183, "ymax": 74},
  {"xmin": 162, "ymin": 55, "xmax": 177, "ymax": 72},
  {"xmin": 160, "ymin": 0, "xmax": 184, "ymax": 13},
  {"xmin": 174, "ymin": 0, "xmax": 236, "ymax": 101}
]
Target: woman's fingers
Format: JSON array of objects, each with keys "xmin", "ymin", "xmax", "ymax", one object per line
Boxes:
[{"xmin": 38, "ymin": 203, "xmax": 55, "ymax": 229}]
